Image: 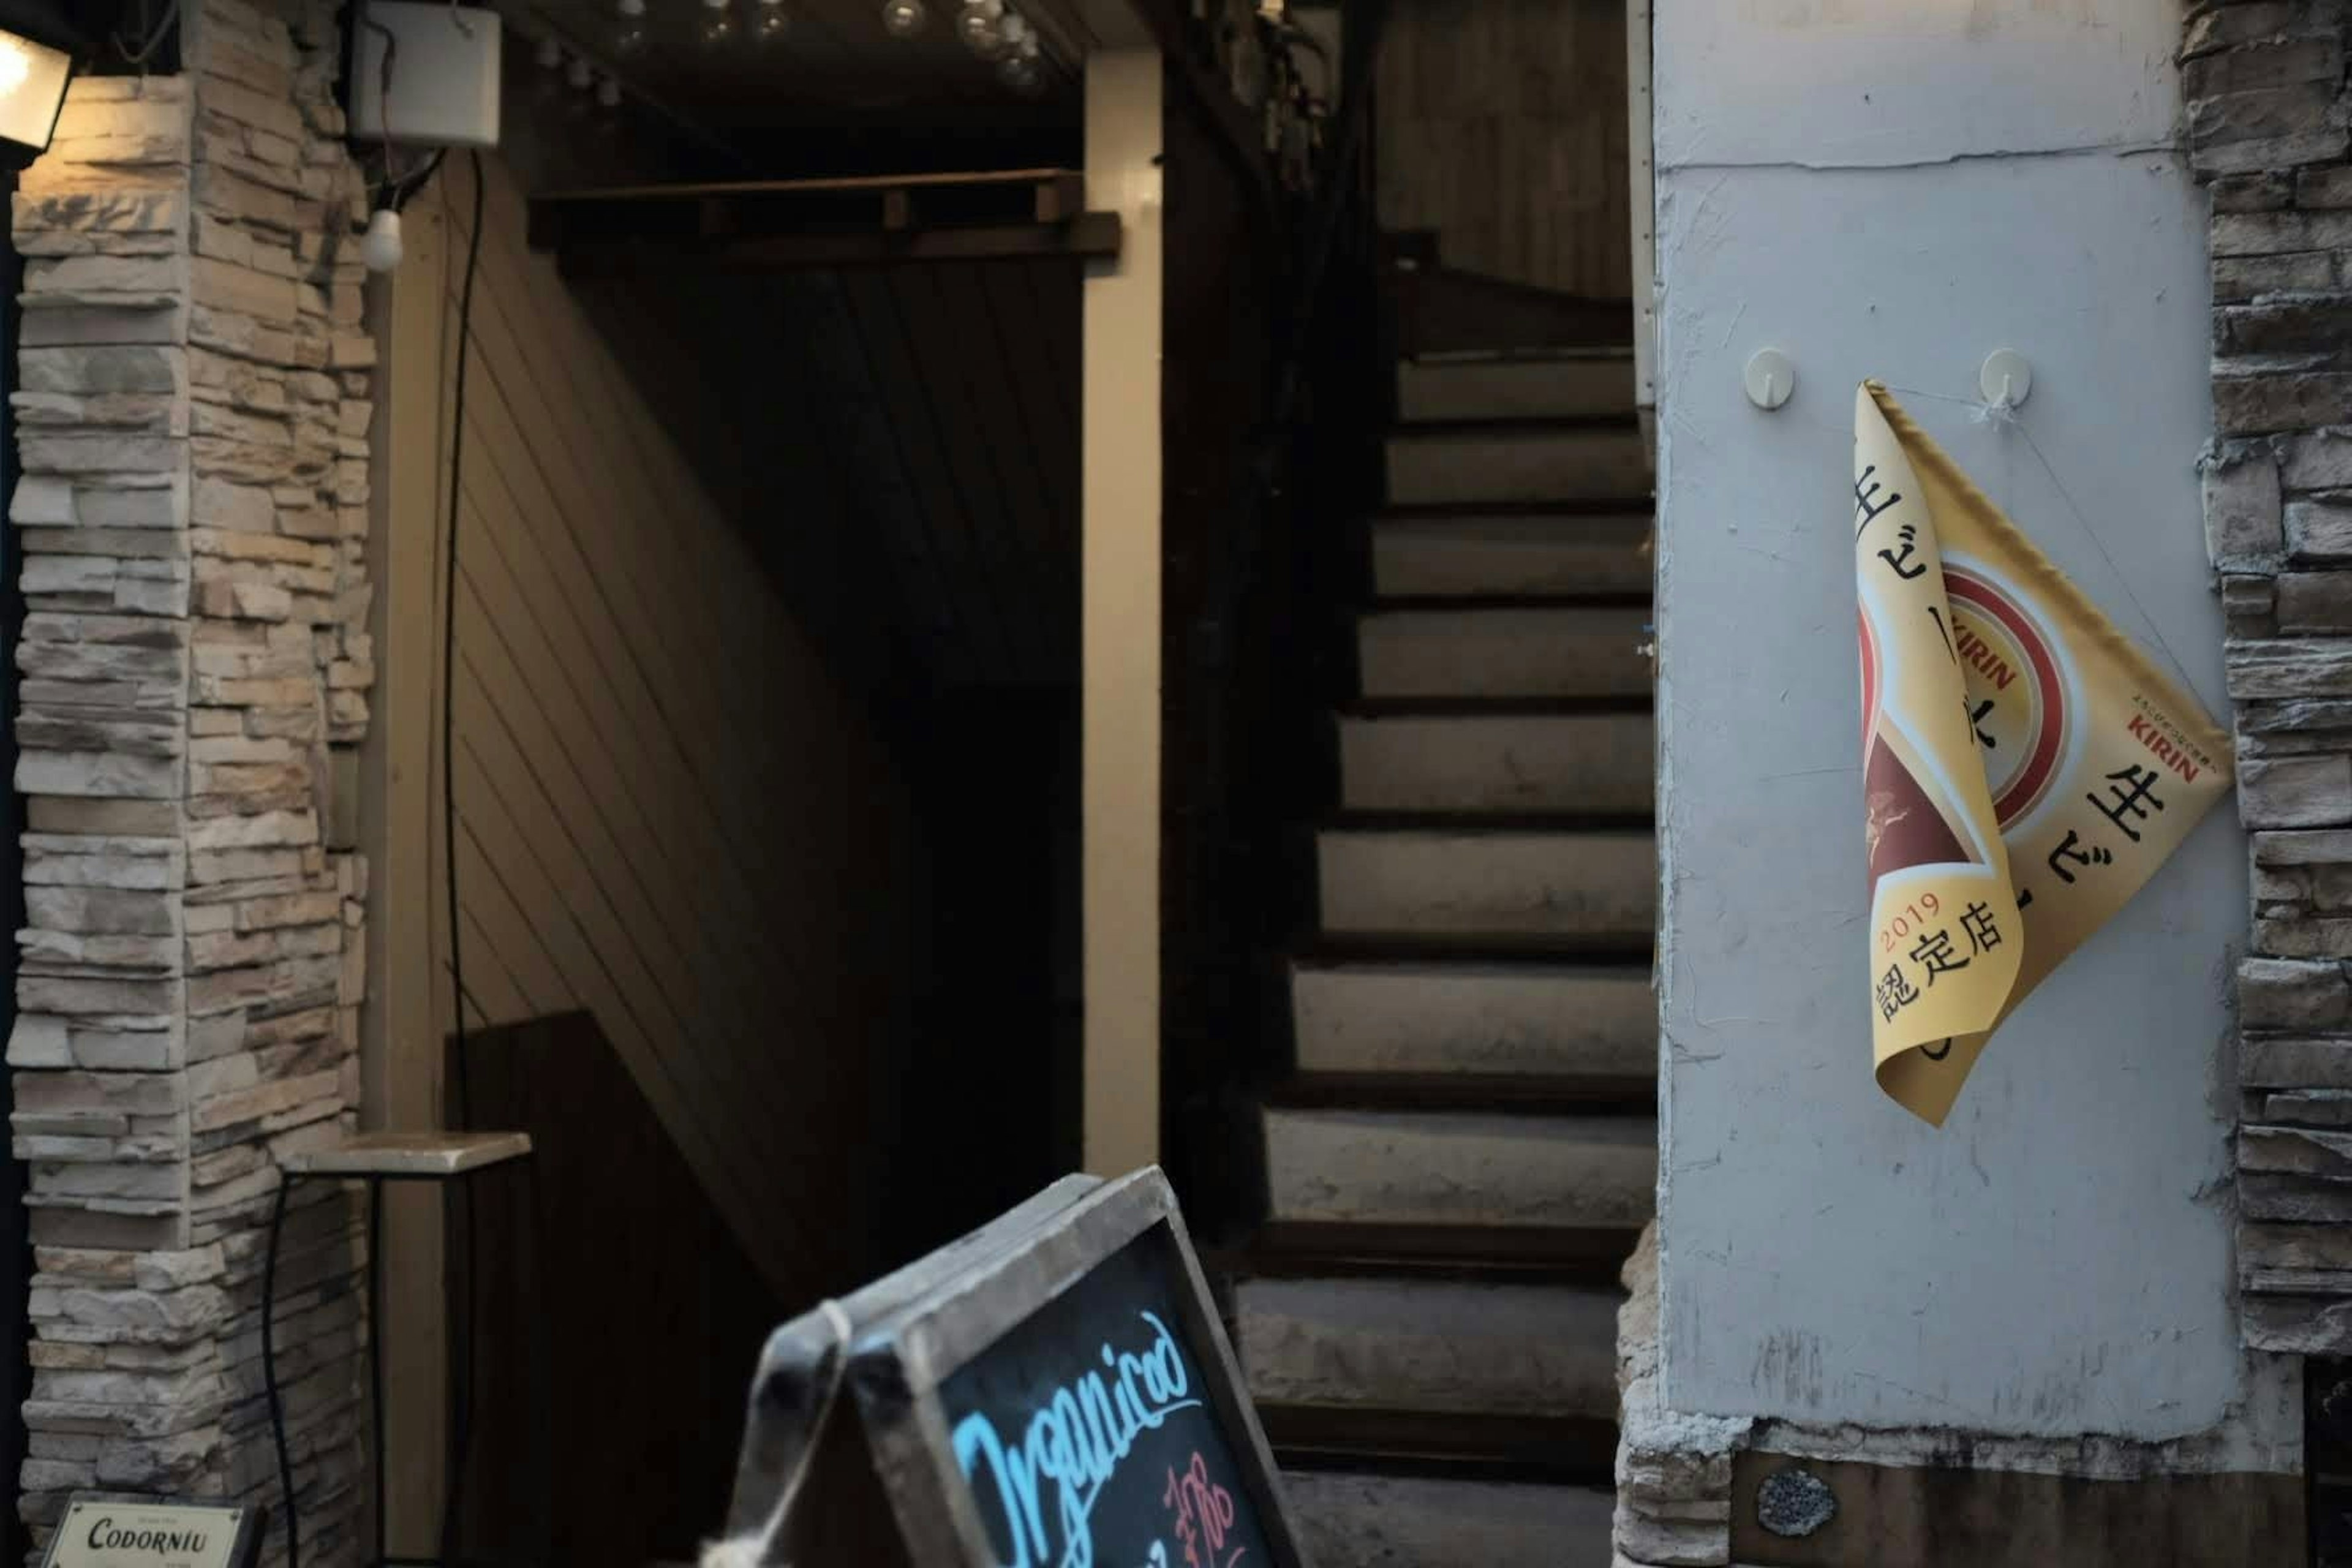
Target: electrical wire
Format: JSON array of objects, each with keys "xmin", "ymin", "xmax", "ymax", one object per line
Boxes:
[
  {"xmin": 112, "ymin": 0, "xmax": 179, "ymax": 66},
  {"xmin": 435, "ymin": 147, "xmax": 488, "ymax": 1568}
]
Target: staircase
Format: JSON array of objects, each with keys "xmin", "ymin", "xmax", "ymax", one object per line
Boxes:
[{"xmin": 1229, "ymin": 344, "xmax": 1658, "ymax": 1566}]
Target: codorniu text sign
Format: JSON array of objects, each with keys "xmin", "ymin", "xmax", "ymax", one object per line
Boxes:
[
  {"xmin": 712, "ymin": 1168, "xmax": 1308, "ymax": 1568},
  {"xmin": 41, "ymin": 1497, "xmax": 262, "ymax": 1568}
]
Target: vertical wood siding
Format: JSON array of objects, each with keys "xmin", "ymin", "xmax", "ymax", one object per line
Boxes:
[
  {"xmin": 392, "ymin": 156, "xmax": 923, "ymax": 1297},
  {"xmin": 1377, "ymin": 0, "xmax": 1632, "ymax": 300}
]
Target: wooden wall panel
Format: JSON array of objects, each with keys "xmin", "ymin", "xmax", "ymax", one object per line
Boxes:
[
  {"xmin": 1376, "ymin": 0, "xmax": 1632, "ymax": 300},
  {"xmin": 380, "ymin": 154, "xmax": 924, "ymax": 1303}
]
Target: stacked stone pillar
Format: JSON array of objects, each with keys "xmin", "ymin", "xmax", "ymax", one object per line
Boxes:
[
  {"xmin": 9, "ymin": 0, "xmax": 377, "ymax": 1558},
  {"xmin": 2177, "ymin": 2, "xmax": 2352, "ymax": 1354}
]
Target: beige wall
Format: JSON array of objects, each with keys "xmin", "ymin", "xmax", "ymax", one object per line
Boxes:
[
  {"xmin": 364, "ymin": 153, "xmax": 923, "ymax": 1546},
  {"xmin": 1082, "ymin": 50, "xmax": 1165, "ymax": 1178}
]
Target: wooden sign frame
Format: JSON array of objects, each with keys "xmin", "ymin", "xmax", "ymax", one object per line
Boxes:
[{"xmin": 720, "ymin": 1167, "xmax": 1310, "ymax": 1568}]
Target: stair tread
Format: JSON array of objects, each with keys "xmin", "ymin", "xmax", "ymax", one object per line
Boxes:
[
  {"xmin": 1232, "ymin": 1221, "xmax": 1645, "ymax": 1285},
  {"xmin": 1317, "ymin": 824, "xmax": 1656, "ymax": 845},
  {"xmin": 1267, "ymin": 1105, "xmax": 1659, "ymax": 1140},
  {"xmin": 1368, "ymin": 591, "xmax": 1653, "ymax": 611},
  {"xmin": 1261, "ymin": 1406, "xmax": 1618, "ymax": 1482},
  {"xmin": 1409, "ymin": 347, "xmax": 1635, "ymax": 364},
  {"xmin": 1262, "ymin": 1105, "xmax": 1659, "ymax": 1232},
  {"xmin": 1389, "ymin": 414, "xmax": 1640, "ymax": 437},
  {"xmin": 1235, "ymin": 1273, "xmax": 1621, "ymax": 1418},
  {"xmin": 1299, "ymin": 932, "xmax": 1657, "ymax": 964},
  {"xmin": 1342, "ymin": 695, "xmax": 1656, "ymax": 717},
  {"xmin": 1267, "ymin": 1072, "xmax": 1656, "ymax": 1114},
  {"xmin": 1281, "ymin": 1469, "xmax": 1616, "ymax": 1568},
  {"xmin": 1357, "ymin": 603, "xmax": 1654, "ymax": 702},
  {"xmin": 1378, "ymin": 499, "xmax": 1653, "ymax": 519}
]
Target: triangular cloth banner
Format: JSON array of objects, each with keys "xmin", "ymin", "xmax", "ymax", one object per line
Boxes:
[{"xmin": 1852, "ymin": 382, "xmax": 2231, "ymax": 1125}]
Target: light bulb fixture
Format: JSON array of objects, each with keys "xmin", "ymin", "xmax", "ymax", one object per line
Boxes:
[
  {"xmin": 596, "ymin": 74, "xmax": 622, "ymax": 108},
  {"xmin": 565, "ymin": 51, "xmax": 595, "ymax": 88},
  {"xmin": 997, "ymin": 45, "xmax": 1042, "ymax": 91},
  {"xmin": 880, "ymin": 0, "xmax": 927, "ymax": 37},
  {"xmin": 752, "ymin": 0, "xmax": 790, "ymax": 43},
  {"xmin": 0, "ymin": 8, "xmax": 80, "ymax": 169},
  {"xmin": 612, "ymin": 0, "xmax": 648, "ymax": 53},
  {"xmin": 698, "ymin": 0, "xmax": 737, "ymax": 47},
  {"xmin": 535, "ymin": 31, "xmax": 564, "ymax": 67},
  {"xmin": 956, "ymin": 0, "xmax": 1001, "ymax": 53},
  {"xmin": 360, "ymin": 207, "xmax": 404, "ymax": 273}
]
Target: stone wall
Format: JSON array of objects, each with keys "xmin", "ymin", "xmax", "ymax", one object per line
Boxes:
[
  {"xmin": 2183, "ymin": 1, "xmax": 2352, "ymax": 1359},
  {"xmin": 9, "ymin": 0, "xmax": 377, "ymax": 1558}
]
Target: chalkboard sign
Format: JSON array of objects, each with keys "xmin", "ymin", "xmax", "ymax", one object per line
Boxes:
[{"xmin": 715, "ymin": 1169, "xmax": 1308, "ymax": 1568}]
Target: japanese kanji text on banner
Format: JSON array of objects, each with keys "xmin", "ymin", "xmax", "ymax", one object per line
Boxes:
[{"xmin": 1853, "ymin": 382, "xmax": 2231, "ymax": 1126}]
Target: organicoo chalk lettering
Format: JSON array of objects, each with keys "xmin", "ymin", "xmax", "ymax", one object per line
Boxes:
[{"xmin": 952, "ymin": 1310, "xmax": 1202, "ymax": 1568}]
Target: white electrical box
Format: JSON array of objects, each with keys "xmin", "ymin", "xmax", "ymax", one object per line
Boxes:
[{"xmin": 349, "ymin": 1, "xmax": 503, "ymax": 148}]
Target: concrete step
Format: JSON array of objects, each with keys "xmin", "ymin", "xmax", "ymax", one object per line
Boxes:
[
  {"xmin": 1261, "ymin": 1107, "xmax": 1657, "ymax": 1231},
  {"xmin": 1338, "ymin": 708, "xmax": 1653, "ymax": 816},
  {"xmin": 1372, "ymin": 512, "xmax": 1651, "ymax": 598},
  {"xmin": 1237, "ymin": 1274, "xmax": 1619, "ymax": 1419},
  {"xmin": 1292, "ymin": 960, "xmax": 1654, "ymax": 1082},
  {"xmin": 1317, "ymin": 827, "xmax": 1654, "ymax": 945},
  {"xmin": 1281, "ymin": 1471, "xmax": 1615, "ymax": 1568},
  {"xmin": 1385, "ymin": 425, "xmax": 1649, "ymax": 508},
  {"xmin": 1399, "ymin": 352, "xmax": 1635, "ymax": 424},
  {"xmin": 1357, "ymin": 606, "xmax": 1651, "ymax": 701}
]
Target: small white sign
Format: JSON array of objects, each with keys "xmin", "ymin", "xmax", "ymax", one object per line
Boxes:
[{"xmin": 43, "ymin": 1500, "xmax": 248, "ymax": 1568}]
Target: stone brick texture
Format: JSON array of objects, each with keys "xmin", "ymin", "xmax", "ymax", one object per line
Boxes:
[
  {"xmin": 2179, "ymin": 0, "xmax": 2352, "ymax": 1385},
  {"xmin": 7, "ymin": 0, "xmax": 376, "ymax": 1559}
]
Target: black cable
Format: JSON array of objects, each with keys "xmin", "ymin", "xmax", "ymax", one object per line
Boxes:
[{"xmin": 437, "ymin": 147, "xmax": 486, "ymax": 1568}]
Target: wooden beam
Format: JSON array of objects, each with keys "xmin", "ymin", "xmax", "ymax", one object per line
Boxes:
[
  {"xmin": 556, "ymin": 212, "xmax": 1123, "ymax": 276},
  {"xmin": 528, "ymin": 168, "xmax": 1091, "ymax": 251}
]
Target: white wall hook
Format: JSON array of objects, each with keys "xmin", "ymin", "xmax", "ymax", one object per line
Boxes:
[
  {"xmin": 1744, "ymin": 348, "xmax": 1795, "ymax": 412},
  {"xmin": 1980, "ymin": 348, "xmax": 2032, "ymax": 409}
]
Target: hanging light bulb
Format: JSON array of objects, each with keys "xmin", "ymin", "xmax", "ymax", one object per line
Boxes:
[
  {"xmin": 956, "ymin": 0, "xmax": 1003, "ymax": 54},
  {"xmin": 993, "ymin": 13, "xmax": 1041, "ymax": 90},
  {"xmin": 597, "ymin": 74, "xmax": 624, "ymax": 108},
  {"xmin": 698, "ymin": 0, "xmax": 737, "ymax": 46},
  {"xmin": 360, "ymin": 208, "xmax": 403, "ymax": 273},
  {"xmin": 998, "ymin": 47, "xmax": 1043, "ymax": 91},
  {"xmin": 612, "ymin": 0, "xmax": 649, "ymax": 54},
  {"xmin": 566, "ymin": 52, "xmax": 596, "ymax": 89},
  {"xmin": 752, "ymin": 0, "xmax": 790, "ymax": 43},
  {"xmin": 535, "ymin": 33, "xmax": 565, "ymax": 69},
  {"xmin": 881, "ymin": 0, "xmax": 927, "ymax": 37}
]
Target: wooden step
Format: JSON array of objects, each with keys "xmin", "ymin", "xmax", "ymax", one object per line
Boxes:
[
  {"xmin": 1236, "ymin": 1274, "xmax": 1620, "ymax": 1419},
  {"xmin": 1281, "ymin": 1470, "xmax": 1615, "ymax": 1568},
  {"xmin": 1372, "ymin": 512, "xmax": 1651, "ymax": 598},
  {"xmin": 1338, "ymin": 707, "xmax": 1653, "ymax": 816},
  {"xmin": 1316, "ymin": 826, "xmax": 1655, "ymax": 945},
  {"xmin": 1385, "ymin": 424, "xmax": 1649, "ymax": 508},
  {"xmin": 1292, "ymin": 959, "xmax": 1654, "ymax": 1082},
  {"xmin": 1260, "ymin": 1107, "xmax": 1657, "ymax": 1232},
  {"xmin": 1357, "ymin": 605, "xmax": 1651, "ymax": 701},
  {"xmin": 1398, "ymin": 352, "xmax": 1635, "ymax": 424}
]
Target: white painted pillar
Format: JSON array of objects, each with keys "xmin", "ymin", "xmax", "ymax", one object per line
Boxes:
[{"xmin": 1080, "ymin": 48, "xmax": 1164, "ymax": 1178}]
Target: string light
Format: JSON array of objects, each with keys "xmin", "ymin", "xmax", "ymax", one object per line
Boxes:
[
  {"xmin": 612, "ymin": 0, "xmax": 648, "ymax": 55},
  {"xmin": 881, "ymin": 0, "xmax": 927, "ymax": 37},
  {"xmin": 956, "ymin": 0, "xmax": 1002, "ymax": 55},
  {"xmin": 753, "ymin": 0, "xmax": 790, "ymax": 44},
  {"xmin": 565, "ymin": 52, "xmax": 595, "ymax": 89},
  {"xmin": 596, "ymin": 74, "xmax": 623, "ymax": 108},
  {"xmin": 698, "ymin": 0, "xmax": 737, "ymax": 47},
  {"xmin": 534, "ymin": 32, "xmax": 564, "ymax": 67}
]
